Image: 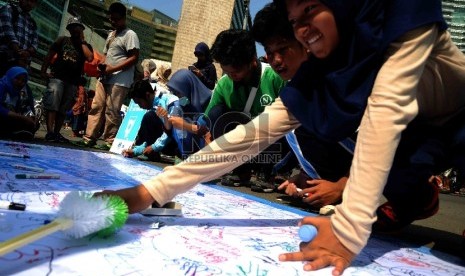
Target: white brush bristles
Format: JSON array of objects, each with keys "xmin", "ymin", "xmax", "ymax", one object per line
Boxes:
[{"xmin": 57, "ymin": 191, "xmax": 115, "ymax": 238}]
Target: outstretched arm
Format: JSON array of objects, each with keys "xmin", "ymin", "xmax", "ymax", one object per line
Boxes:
[
  {"xmin": 280, "ymin": 24, "xmax": 438, "ymax": 276},
  {"xmin": 97, "ymin": 98, "xmax": 300, "ymax": 213}
]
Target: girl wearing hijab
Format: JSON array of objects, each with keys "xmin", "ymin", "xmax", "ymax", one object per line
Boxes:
[
  {"xmin": 189, "ymin": 42, "xmax": 217, "ymax": 90},
  {"xmin": 275, "ymin": 0, "xmax": 465, "ymax": 273},
  {"xmin": 0, "ymin": 66, "xmax": 37, "ymax": 139},
  {"xmin": 166, "ymin": 69, "xmax": 212, "ymax": 158},
  {"xmin": 168, "ymin": 69, "xmax": 211, "ymax": 114},
  {"xmin": 154, "ymin": 63, "xmax": 172, "ymax": 92},
  {"xmin": 96, "ymin": 0, "xmax": 465, "ymax": 273}
]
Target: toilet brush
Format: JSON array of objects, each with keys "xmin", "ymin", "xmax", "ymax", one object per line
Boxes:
[{"xmin": 0, "ymin": 191, "xmax": 128, "ymax": 256}]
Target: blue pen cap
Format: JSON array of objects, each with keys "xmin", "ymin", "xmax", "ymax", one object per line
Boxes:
[{"xmin": 298, "ymin": 224, "xmax": 317, "ymax": 242}]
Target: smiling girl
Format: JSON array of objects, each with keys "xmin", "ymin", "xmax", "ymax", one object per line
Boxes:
[{"xmin": 95, "ymin": 1, "xmax": 465, "ymax": 274}]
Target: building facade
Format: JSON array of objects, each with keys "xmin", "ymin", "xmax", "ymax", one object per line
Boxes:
[
  {"xmin": 71, "ymin": 0, "xmax": 178, "ymax": 62},
  {"xmin": 170, "ymin": 0, "xmax": 251, "ymax": 78},
  {"xmin": 126, "ymin": 5, "xmax": 177, "ymax": 61}
]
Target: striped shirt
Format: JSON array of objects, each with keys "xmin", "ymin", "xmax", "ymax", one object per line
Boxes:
[{"xmin": 0, "ymin": 4, "xmax": 38, "ymax": 51}]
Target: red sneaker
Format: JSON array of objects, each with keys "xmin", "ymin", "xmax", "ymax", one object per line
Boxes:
[
  {"xmin": 373, "ymin": 182, "xmax": 439, "ymax": 233},
  {"xmin": 372, "ymin": 202, "xmax": 411, "ymax": 233}
]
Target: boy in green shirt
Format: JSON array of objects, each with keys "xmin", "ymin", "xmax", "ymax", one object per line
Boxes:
[{"xmin": 205, "ymin": 29, "xmax": 286, "ymax": 191}]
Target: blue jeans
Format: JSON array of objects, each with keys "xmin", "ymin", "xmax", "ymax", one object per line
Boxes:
[{"xmin": 43, "ymin": 78, "xmax": 76, "ymax": 114}]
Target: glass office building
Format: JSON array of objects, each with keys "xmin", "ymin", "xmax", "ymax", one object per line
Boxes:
[{"xmin": 443, "ymin": 0, "xmax": 465, "ymax": 53}]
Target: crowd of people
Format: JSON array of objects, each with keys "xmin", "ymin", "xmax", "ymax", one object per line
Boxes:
[{"xmin": 1, "ymin": 0, "xmax": 465, "ymax": 274}]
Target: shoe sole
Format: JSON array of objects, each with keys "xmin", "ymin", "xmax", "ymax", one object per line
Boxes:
[
  {"xmin": 93, "ymin": 144, "xmax": 111, "ymax": 150},
  {"xmin": 71, "ymin": 141, "xmax": 96, "ymax": 148},
  {"xmin": 251, "ymin": 186, "xmax": 274, "ymax": 193},
  {"xmin": 221, "ymin": 180, "xmax": 241, "ymax": 187},
  {"xmin": 221, "ymin": 175, "xmax": 245, "ymax": 187}
]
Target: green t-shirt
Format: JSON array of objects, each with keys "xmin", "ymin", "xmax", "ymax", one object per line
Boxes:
[{"xmin": 204, "ymin": 64, "xmax": 285, "ymax": 118}]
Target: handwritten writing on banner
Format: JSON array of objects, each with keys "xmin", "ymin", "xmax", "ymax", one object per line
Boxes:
[{"xmin": 0, "ymin": 140, "xmax": 464, "ymax": 275}]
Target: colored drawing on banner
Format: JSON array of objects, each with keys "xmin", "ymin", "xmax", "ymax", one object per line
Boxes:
[
  {"xmin": 110, "ymin": 99, "xmax": 147, "ymax": 154},
  {"xmin": 0, "ymin": 140, "xmax": 464, "ymax": 275}
]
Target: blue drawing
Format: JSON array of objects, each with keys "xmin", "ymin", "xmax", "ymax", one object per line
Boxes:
[{"xmin": 0, "ymin": 140, "xmax": 464, "ymax": 275}]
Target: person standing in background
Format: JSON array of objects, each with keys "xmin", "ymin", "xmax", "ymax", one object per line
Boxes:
[
  {"xmin": 134, "ymin": 58, "xmax": 156, "ymax": 82},
  {"xmin": 0, "ymin": 0, "xmax": 38, "ymax": 75},
  {"xmin": 71, "ymin": 77, "xmax": 88, "ymax": 137},
  {"xmin": 40, "ymin": 16, "xmax": 93, "ymax": 143},
  {"xmin": 189, "ymin": 42, "xmax": 217, "ymax": 90},
  {"xmin": 79, "ymin": 2, "xmax": 140, "ymax": 149},
  {"xmin": 141, "ymin": 59, "xmax": 156, "ymax": 80},
  {"xmin": 154, "ymin": 63, "xmax": 172, "ymax": 93}
]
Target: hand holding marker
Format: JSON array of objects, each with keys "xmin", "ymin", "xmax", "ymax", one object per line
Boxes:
[
  {"xmin": 0, "ymin": 191, "xmax": 128, "ymax": 256},
  {"xmin": 298, "ymin": 224, "xmax": 318, "ymax": 242}
]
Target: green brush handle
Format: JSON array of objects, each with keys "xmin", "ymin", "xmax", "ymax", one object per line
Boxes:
[{"xmin": 0, "ymin": 218, "xmax": 73, "ymax": 256}]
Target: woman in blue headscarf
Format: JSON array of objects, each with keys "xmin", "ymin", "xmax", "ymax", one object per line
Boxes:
[
  {"xmin": 167, "ymin": 69, "xmax": 212, "ymax": 114},
  {"xmin": 0, "ymin": 66, "xmax": 37, "ymax": 139},
  {"xmin": 166, "ymin": 69, "xmax": 212, "ymax": 158},
  {"xmin": 96, "ymin": 0, "xmax": 465, "ymax": 273}
]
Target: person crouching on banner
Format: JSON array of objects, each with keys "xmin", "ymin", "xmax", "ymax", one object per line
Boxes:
[{"xmin": 122, "ymin": 79, "xmax": 181, "ymax": 162}]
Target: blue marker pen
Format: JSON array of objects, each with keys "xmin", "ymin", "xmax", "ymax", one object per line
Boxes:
[{"xmin": 298, "ymin": 225, "xmax": 317, "ymax": 242}]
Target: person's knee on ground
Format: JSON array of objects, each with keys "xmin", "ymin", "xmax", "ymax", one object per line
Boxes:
[{"xmin": 374, "ymin": 163, "xmax": 439, "ymax": 233}]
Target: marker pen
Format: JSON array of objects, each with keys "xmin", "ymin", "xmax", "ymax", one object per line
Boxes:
[
  {"xmin": 15, "ymin": 173, "xmax": 60, "ymax": 179},
  {"xmin": 2, "ymin": 142, "xmax": 41, "ymax": 149},
  {"xmin": 296, "ymin": 188, "xmax": 310, "ymax": 198},
  {"xmin": 0, "ymin": 200, "xmax": 26, "ymax": 211},
  {"xmin": 12, "ymin": 164, "xmax": 45, "ymax": 173},
  {"xmin": 298, "ymin": 225, "xmax": 318, "ymax": 242},
  {"xmin": 0, "ymin": 152, "xmax": 30, "ymax": 158}
]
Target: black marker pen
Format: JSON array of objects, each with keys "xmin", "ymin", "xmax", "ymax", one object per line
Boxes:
[{"xmin": 0, "ymin": 200, "xmax": 26, "ymax": 211}]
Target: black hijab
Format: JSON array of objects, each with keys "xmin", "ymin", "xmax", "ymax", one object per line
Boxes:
[{"xmin": 277, "ymin": 0, "xmax": 446, "ymax": 142}]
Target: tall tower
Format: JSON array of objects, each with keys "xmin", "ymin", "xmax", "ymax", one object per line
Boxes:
[{"xmin": 171, "ymin": 0, "xmax": 250, "ymax": 78}]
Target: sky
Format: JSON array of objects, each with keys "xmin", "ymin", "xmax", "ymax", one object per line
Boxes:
[{"xmin": 125, "ymin": 0, "xmax": 272, "ymax": 57}]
